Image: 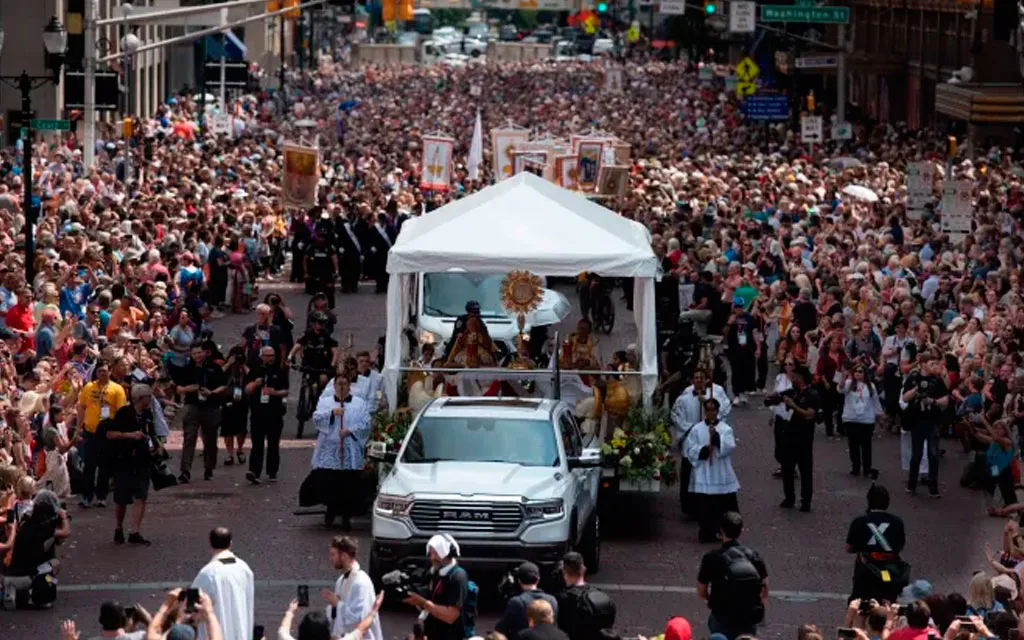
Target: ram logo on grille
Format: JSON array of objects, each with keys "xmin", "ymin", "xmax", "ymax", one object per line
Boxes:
[
  {"xmin": 442, "ymin": 510, "xmax": 491, "ymax": 521},
  {"xmin": 411, "ymin": 501, "xmax": 524, "ymax": 533}
]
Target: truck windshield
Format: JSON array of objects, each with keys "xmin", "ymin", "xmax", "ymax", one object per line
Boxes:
[
  {"xmin": 422, "ymin": 273, "xmax": 509, "ymax": 318},
  {"xmin": 402, "ymin": 417, "xmax": 559, "ymax": 467}
]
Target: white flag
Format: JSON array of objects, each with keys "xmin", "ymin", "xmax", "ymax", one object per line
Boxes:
[{"xmin": 467, "ymin": 110, "xmax": 483, "ymax": 181}]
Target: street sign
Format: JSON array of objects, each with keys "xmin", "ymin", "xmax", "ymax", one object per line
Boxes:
[
  {"xmin": 659, "ymin": 0, "xmax": 686, "ymax": 14},
  {"xmin": 795, "ymin": 54, "xmax": 838, "ymax": 69},
  {"xmin": 743, "ymin": 95, "xmax": 789, "ymax": 121},
  {"xmin": 801, "ymin": 115, "xmax": 824, "ymax": 143},
  {"xmin": 940, "ymin": 178, "xmax": 973, "ymax": 241},
  {"xmin": 736, "ymin": 81, "xmax": 757, "ymax": 96},
  {"xmin": 906, "ymin": 161, "xmax": 937, "ymax": 220},
  {"xmin": 64, "ymin": 71, "xmax": 120, "ymax": 111},
  {"xmin": 698, "ymin": 65, "xmax": 714, "ymax": 83},
  {"xmin": 760, "ymin": 5, "xmax": 849, "ymax": 23},
  {"xmin": 735, "ymin": 57, "xmax": 760, "ymax": 82},
  {"xmin": 729, "ymin": 1, "xmax": 757, "ymax": 33},
  {"xmin": 831, "ymin": 122, "xmax": 853, "ymax": 140},
  {"xmin": 30, "ymin": 119, "xmax": 70, "ymax": 131}
]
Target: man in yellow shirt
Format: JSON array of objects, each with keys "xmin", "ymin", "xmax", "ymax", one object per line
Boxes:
[{"xmin": 76, "ymin": 360, "xmax": 128, "ymax": 508}]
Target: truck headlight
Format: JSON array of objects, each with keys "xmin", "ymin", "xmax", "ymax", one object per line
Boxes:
[
  {"xmin": 524, "ymin": 499, "xmax": 564, "ymax": 520},
  {"xmin": 375, "ymin": 494, "xmax": 413, "ymax": 518}
]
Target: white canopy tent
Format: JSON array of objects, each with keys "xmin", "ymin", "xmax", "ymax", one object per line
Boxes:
[{"xmin": 382, "ymin": 172, "xmax": 661, "ymax": 409}]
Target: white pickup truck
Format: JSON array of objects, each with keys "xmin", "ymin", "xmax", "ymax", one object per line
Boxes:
[{"xmin": 369, "ymin": 397, "xmax": 602, "ymax": 583}]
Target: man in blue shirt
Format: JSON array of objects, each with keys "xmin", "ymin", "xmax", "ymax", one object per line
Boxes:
[{"xmin": 58, "ymin": 264, "xmax": 98, "ymax": 320}]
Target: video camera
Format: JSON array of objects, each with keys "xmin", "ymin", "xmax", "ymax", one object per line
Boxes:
[
  {"xmin": 764, "ymin": 388, "xmax": 796, "ymax": 407},
  {"xmin": 380, "ymin": 567, "xmax": 429, "ymax": 599}
]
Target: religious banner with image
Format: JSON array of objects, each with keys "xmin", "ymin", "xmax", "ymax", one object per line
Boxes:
[
  {"xmin": 282, "ymin": 142, "xmax": 320, "ymax": 207},
  {"xmin": 420, "ymin": 135, "xmax": 454, "ymax": 191},
  {"xmin": 513, "ymin": 150, "xmax": 548, "ymax": 177},
  {"xmin": 597, "ymin": 165, "xmax": 629, "ymax": 199},
  {"xmin": 491, "ymin": 128, "xmax": 530, "ymax": 181},
  {"xmin": 613, "ymin": 141, "xmax": 631, "ymax": 165},
  {"xmin": 576, "ymin": 140, "xmax": 604, "ymax": 191},
  {"xmin": 555, "ymin": 155, "xmax": 578, "ymax": 189}
]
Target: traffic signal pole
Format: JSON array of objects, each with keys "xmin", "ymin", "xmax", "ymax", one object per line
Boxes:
[{"xmin": 80, "ymin": 0, "xmax": 328, "ymax": 169}]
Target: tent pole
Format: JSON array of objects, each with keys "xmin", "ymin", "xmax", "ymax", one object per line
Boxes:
[{"xmin": 553, "ymin": 330, "xmax": 561, "ymax": 401}]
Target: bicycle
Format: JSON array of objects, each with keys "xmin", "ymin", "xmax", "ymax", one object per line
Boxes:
[{"xmin": 291, "ymin": 363, "xmax": 335, "ymax": 439}]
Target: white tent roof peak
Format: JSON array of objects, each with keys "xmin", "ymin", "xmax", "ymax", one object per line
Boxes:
[{"xmin": 387, "ymin": 172, "xmax": 658, "ymax": 277}]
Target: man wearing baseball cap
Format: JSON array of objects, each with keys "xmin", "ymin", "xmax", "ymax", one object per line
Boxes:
[{"xmin": 496, "ymin": 562, "xmax": 559, "ymax": 640}]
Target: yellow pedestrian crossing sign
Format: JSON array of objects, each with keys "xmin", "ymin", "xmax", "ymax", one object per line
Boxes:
[
  {"xmin": 735, "ymin": 56, "xmax": 760, "ymax": 82},
  {"xmin": 736, "ymin": 81, "xmax": 757, "ymax": 97},
  {"xmin": 627, "ymin": 23, "xmax": 640, "ymax": 42}
]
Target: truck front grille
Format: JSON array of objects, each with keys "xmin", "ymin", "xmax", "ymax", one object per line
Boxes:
[{"xmin": 410, "ymin": 500, "xmax": 524, "ymax": 534}]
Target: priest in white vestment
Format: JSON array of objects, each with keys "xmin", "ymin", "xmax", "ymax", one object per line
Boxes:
[
  {"xmin": 683, "ymin": 398, "xmax": 740, "ymax": 544},
  {"xmin": 672, "ymin": 369, "xmax": 731, "ymax": 518},
  {"xmin": 192, "ymin": 527, "xmax": 254, "ymax": 640},
  {"xmin": 300, "ymin": 376, "xmax": 372, "ymax": 530},
  {"xmin": 323, "ymin": 536, "xmax": 382, "ymax": 640}
]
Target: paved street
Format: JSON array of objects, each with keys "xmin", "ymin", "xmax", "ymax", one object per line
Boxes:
[{"xmin": 1, "ymin": 279, "xmax": 1000, "ymax": 639}]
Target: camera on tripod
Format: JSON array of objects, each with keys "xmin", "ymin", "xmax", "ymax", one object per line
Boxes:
[{"xmin": 764, "ymin": 388, "xmax": 796, "ymax": 407}]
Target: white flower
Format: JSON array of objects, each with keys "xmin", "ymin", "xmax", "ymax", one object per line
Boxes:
[
  {"xmin": 620, "ymin": 455, "xmax": 633, "ymax": 467},
  {"xmin": 633, "ymin": 447, "xmax": 640, "ymax": 454}
]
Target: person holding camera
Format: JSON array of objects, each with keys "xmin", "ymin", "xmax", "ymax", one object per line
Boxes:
[
  {"xmin": 107, "ymin": 384, "xmax": 161, "ymax": 546},
  {"xmin": 773, "ymin": 365, "xmax": 821, "ymax": 512},
  {"xmin": 555, "ymin": 552, "xmax": 616, "ymax": 640},
  {"xmin": 496, "ymin": 562, "xmax": 558, "ymax": 640},
  {"xmin": 900, "ymin": 352, "xmax": 950, "ymax": 497},
  {"xmin": 401, "ymin": 534, "xmax": 472, "ymax": 640},
  {"xmin": 844, "ymin": 598, "xmax": 894, "ymax": 640},
  {"xmin": 846, "ymin": 484, "xmax": 907, "ymax": 604}
]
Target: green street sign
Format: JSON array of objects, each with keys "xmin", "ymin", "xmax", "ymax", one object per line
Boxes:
[
  {"xmin": 760, "ymin": 5, "xmax": 850, "ymax": 23},
  {"xmin": 30, "ymin": 119, "xmax": 70, "ymax": 131}
]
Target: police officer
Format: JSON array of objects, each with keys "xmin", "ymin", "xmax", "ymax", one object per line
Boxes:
[
  {"xmin": 845, "ymin": 484, "xmax": 907, "ymax": 604},
  {"xmin": 244, "ymin": 345, "xmax": 290, "ymax": 485},
  {"xmin": 496, "ymin": 562, "xmax": 558, "ymax": 640},
  {"xmin": 305, "ymin": 234, "xmax": 339, "ymax": 309}
]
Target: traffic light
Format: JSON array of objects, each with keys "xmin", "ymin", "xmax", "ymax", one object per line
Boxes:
[
  {"xmin": 703, "ymin": 0, "xmax": 717, "ymax": 15},
  {"xmin": 596, "ymin": 2, "xmax": 609, "ymax": 12},
  {"xmin": 122, "ymin": 117, "xmax": 133, "ymax": 138},
  {"xmin": 806, "ymin": 90, "xmax": 816, "ymax": 112}
]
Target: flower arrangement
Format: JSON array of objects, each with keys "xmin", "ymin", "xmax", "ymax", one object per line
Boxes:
[
  {"xmin": 370, "ymin": 407, "xmax": 414, "ymax": 454},
  {"xmin": 599, "ymin": 405, "xmax": 677, "ymax": 486}
]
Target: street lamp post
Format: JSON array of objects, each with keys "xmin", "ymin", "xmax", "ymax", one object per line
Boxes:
[{"xmin": 0, "ymin": 17, "xmax": 69, "ymax": 284}]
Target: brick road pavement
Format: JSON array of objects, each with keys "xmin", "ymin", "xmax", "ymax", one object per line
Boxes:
[{"xmin": 0, "ymin": 278, "xmax": 1002, "ymax": 639}]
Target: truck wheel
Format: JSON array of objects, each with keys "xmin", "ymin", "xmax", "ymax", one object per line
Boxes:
[{"xmin": 578, "ymin": 512, "xmax": 601, "ymax": 574}]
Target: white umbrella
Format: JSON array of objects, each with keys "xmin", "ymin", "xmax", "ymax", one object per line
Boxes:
[
  {"xmin": 294, "ymin": 118, "xmax": 318, "ymax": 128},
  {"xmin": 842, "ymin": 184, "xmax": 879, "ymax": 203},
  {"xmin": 526, "ymin": 290, "xmax": 571, "ymax": 327},
  {"xmin": 192, "ymin": 93, "xmax": 217, "ymax": 103},
  {"xmin": 830, "ymin": 157, "xmax": 863, "ymax": 170}
]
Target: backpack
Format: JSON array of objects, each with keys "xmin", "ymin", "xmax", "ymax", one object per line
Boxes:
[
  {"xmin": 714, "ymin": 546, "xmax": 765, "ymax": 626},
  {"xmin": 564, "ymin": 584, "xmax": 617, "ymax": 638},
  {"xmin": 451, "ymin": 567, "xmax": 478, "ymax": 638}
]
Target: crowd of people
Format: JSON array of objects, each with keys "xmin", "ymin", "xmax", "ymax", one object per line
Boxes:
[{"xmin": 0, "ymin": 21, "xmax": 1016, "ymax": 640}]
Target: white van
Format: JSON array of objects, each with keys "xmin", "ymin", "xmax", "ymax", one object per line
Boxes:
[{"xmin": 414, "ymin": 272, "xmax": 567, "ymax": 358}]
